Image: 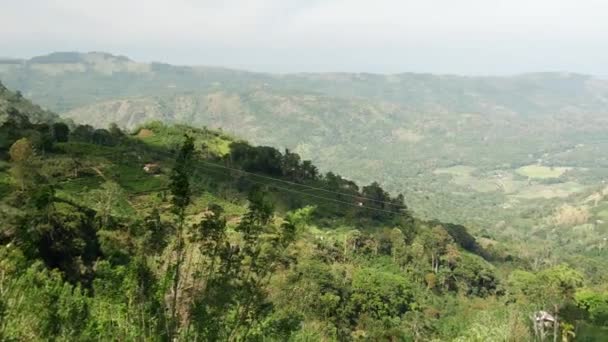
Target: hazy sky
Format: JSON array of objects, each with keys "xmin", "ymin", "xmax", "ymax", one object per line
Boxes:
[{"xmin": 2, "ymin": 0, "xmax": 608, "ymax": 74}]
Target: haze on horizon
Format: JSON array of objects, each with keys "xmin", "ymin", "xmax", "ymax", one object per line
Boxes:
[{"xmin": 2, "ymin": 0, "xmax": 607, "ymax": 76}]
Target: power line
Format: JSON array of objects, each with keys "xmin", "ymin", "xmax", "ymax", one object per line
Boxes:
[
  {"xmin": 126, "ymin": 164, "xmax": 406, "ymax": 216},
  {"xmin": 196, "ymin": 160, "xmax": 407, "ymax": 208},
  {"xmin": 94, "ymin": 148, "xmax": 408, "ymax": 209},
  {"xmin": 194, "ymin": 163, "xmax": 407, "ymax": 216},
  {"xmin": 56, "ymin": 152, "xmax": 407, "ymax": 217}
]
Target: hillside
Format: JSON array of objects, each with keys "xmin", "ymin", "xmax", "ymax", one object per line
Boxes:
[
  {"xmin": 0, "ymin": 81, "xmax": 58, "ymax": 125},
  {"xmin": 2, "ymin": 83, "xmax": 607, "ymax": 340},
  {"xmin": 2, "ymin": 52, "xmax": 608, "ymax": 248}
]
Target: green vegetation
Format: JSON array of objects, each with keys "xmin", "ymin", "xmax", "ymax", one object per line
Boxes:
[
  {"xmin": 516, "ymin": 165, "xmax": 572, "ymax": 179},
  {"xmin": 3, "ymin": 53, "xmax": 608, "ymax": 250},
  {"xmin": 1, "ymin": 81, "xmax": 607, "ymax": 340}
]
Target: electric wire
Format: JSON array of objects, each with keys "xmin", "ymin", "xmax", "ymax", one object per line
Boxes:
[{"xmin": 193, "ymin": 162, "xmax": 407, "ymax": 216}]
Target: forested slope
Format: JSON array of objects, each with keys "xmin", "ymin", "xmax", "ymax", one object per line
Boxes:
[{"xmin": 1, "ymin": 82, "xmax": 607, "ymax": 340}]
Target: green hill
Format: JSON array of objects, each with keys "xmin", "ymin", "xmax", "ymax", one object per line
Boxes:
[{"xmin": 2, "ymin": 82, "xmax": 607, "ymax": 340}]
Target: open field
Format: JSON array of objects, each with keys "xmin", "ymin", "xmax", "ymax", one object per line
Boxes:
[
  {"xmin": 435, "ymin": 164, "xmax": 587, "ymax": 201},
  {"xmin": 513, "ymin": 181, "xmax": 585, "ymax": 199},
  {"xmin": 516, "ymin": 165, "xmax": 571, "ymax": 179}
]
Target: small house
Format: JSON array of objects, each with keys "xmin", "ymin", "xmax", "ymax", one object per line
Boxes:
[{"xmin": 143, "ymin": 163, "xmax": 161, "ymax": 174}]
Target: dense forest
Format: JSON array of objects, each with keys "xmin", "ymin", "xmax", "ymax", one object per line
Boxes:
[{"xmin": 1, "ymin": 81, "xmax": 607, "ymax": 341}]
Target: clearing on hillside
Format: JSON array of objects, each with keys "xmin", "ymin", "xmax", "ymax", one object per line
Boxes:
[{"xmin": 516, "ymin": 165, "xmax": 571, "ymax": 179}]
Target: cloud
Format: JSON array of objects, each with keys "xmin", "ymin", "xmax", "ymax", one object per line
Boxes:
[{"xmin": 1, "ymin": 0, "xmax": 607, "ymax": 74}]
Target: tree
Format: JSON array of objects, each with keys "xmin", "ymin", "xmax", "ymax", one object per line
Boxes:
[
  {"xmin": 167, "ymin": 134, "xmax": 195, "ymax": 338},
  {"xmin": 70, "ymin": 125, "xmax": 94, "ymax": 143},
  {"xmin": 16, "ymin": 206, "xmax": 100, "ymax": 284},
  {"xmin": 9, "ymin": 138, "xmax": 35, "ymax": 191},
  {"xmin": 301, "ymin": 160, "xmax": 318, "ymax": 181},
  {"xmin": 92, "ymin": 129, "xmax": 114, "ymax": 146},
  {"xmin": 108, "ymin": 123, "xmax": 124, "ymax": 139},
  {"xmin": 282, "ymin": 148, "xmax": 301, "ymax": 180},
  {"xmin": 142, "ymin": 208, "xmax": 170, "ymax": 254},
  {"xmin": 28, "ymin": 127, "xmax": 54, "ymax": 154},
  {"xmin": 189, "ymin": 205, "xmax": 234, "ymax": 340},
  {"xmin": 9, "ymin": 137, "xmax": 34, "ymax": 162},
  {"xmin": 575, "ymin": 289, "xmax": 608, "ymax": 325},
  {"xmin": 228, "ymin": 142, "xmax": 283, "ymax": 175},
  {"xmin": 52, "ymin": 122, "xmax": 70, "ymax": 143},
  {"xmin": 90, "ymin": 181, "xmax": 127, "ymax": 228},
  {"xmin": 443, "ymin": 223, "xmax": 484, "ymax": 255},
  {"xmin": 362, "ymin": 182, "xmax": 389, "ymax": 209},
  {"xmin": 419, "ymin": 225, "xmax": 452, "ymax": 274},
  {"xmin": 508, "ymin": 265, "xmax": 583, "ymax": 341},
  {"xmin": 345, "ymin": 268, "xmax": 414, "ymax": 328},
  {"xmin": 227, "ymin": 188, "xmax": 298, "ymax": 340},
  {"xmin": 390, "ymin": 227, "xmax": 408, "ymax": 265},
  {"xmin": 170, "ymin": 135, "xmax": 194, "ymax": 214},
  {"xmin": 0, "ymin": 262, "xmax": 89, "ymax": 340},
  {"xmin": 361, "ymin": 181, "xmax": 395, "ymax": 220}
]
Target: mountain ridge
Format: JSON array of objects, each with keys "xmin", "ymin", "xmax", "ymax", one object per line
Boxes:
[{"xmin": 11, "ymin": 51, "xmax": 603, "ymax": 78}]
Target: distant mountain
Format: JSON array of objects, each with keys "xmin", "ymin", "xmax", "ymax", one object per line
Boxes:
[{"xmin": 3, "ymin": 52, "xmax": 608, "ymax": 116}]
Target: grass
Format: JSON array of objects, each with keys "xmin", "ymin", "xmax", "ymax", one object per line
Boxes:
[
  {"xmin": 515, "ymin": 165, "xmax": 571, "ymax": 179},
  {"xmin": 598, "ymin": 210, "xmax": 608, "ymax": 220},
  {"xmin": 4, "ymin": 124, "xmax": 246, "ymax": 225},
  {"xmin": 592, "ymin": 202, "xmax": 608, "ymax": 220},
  {"xmin": 513, "ymin": 181, "xmax": 584, "ymax": 199},
  {"xmin": 55, "ymin": 175, "xmax": 104, "ymax": 193},
  {"xmin": 106, "ymin": 164, "xmax": 168, "ymax": 193},
  {"xmin": 434, "ymin": 166, "xmax": 517, "ymax": 193},
  {"xmin": 434, "ymin": 164, "xmax": 587, "ymax": 200},
  {"xmin": 58, "ymin": 141, "xmax": 125, "ymax": 158},
  {"xmin": 434, "ymin": 165, "xmax": 477, "ymax": 176},
  {"xmin": 189, "ymin": 192, "xmax": 247, "ymax": 217},
  {"xmin": 135, "ymin": 123, "xmax": 234, "ymax": 157}
]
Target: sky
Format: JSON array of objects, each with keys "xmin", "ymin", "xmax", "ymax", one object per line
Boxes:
[{"xmin": 2, "ymin": 0, "xmax": 608, "ymax": 75}]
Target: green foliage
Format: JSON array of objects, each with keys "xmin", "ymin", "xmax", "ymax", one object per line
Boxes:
[
  {"xmin": 452, "ymin": 307, "xmax": 531, "ymax": 342},
  {"xmin": 8, "ymin": 137, "xmax": 35, "ymax": 190},
  {"xmin": 348, "ymin": 268, "xmax": 414, "ymax": 320},
  {"xmin": 508, "ymin": 264, "xmax": 584, "ymax": 310},
  {"xmin": 575, "ymin": 289, "xmax": 608, "ymax": 325},
  {"xmin": 0, "ymin": 261, "xmax": 89, "ymax": 340},
  {"xmin": 9, "ymin": 137, "xmax": 34, "ymax": 162},
  {"xmin": 52, "ymin": 122, "xmax": 70, "ymax": 142},
  {"xmin": 170, "ymin": 134, "xmax": 194, "ymax": 212},
  {"xmin": 452, "ymin": 252, "xmax": 499, "ymax": 296}
]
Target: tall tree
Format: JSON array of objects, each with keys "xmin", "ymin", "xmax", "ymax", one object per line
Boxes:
[
  {"xmin": 52, "ymin": 122, "xmax": 70, "ymax": 143},
  {"xmin": 9, "ymin": 138, "xmax": 35, "ymax": 191},
  {"xmin": 167, "ymin": 134, "xmax": 194, "ymax": 338}
]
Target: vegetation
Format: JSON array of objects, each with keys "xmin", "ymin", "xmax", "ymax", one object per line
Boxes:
[
  {"xmin": 0, "ymin": 82, "xmax": 607, "ymax": 340},
  {"xmin": 2, "ymin": 53, "xmax": 608, "ymax": 254}
]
